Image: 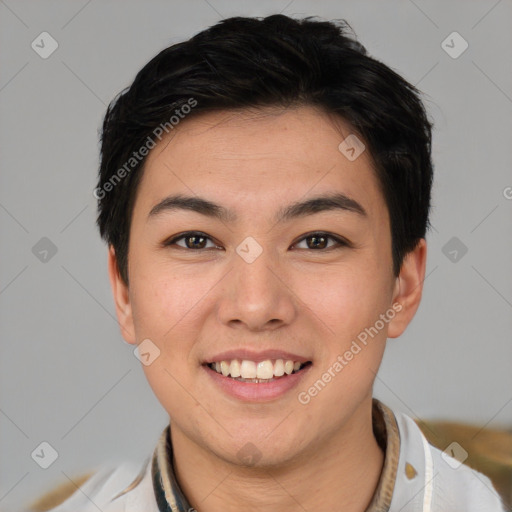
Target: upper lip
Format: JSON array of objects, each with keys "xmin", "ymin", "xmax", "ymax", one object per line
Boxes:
[{"xmin": 203, "ymin": 349, "xmax": 311, "ymax": 364}]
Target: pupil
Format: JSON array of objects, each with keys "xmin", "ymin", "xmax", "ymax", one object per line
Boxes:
[
  {"xmin": 189, "ymin": 235, "xmax": 205, "ymax": 248},
  {"xmin": 309, "ymin": 235, "xmax": 326, "ymax": 249}
]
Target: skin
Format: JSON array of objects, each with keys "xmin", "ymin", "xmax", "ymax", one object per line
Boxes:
[{"xmin": 108, "ymin": 106, "xmax": 427, "ymax": 512}]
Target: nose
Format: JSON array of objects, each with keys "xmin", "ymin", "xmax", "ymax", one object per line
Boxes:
[{"xmin": 216, "ymin": 246, "xmax": 297, "ymax": 332}]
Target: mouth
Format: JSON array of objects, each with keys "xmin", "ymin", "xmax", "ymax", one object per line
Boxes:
[
  {"xmin": 202, "ymin": 349, "xmax": 313, "ymax": 401},
  {"xmin": 204, "ymin": 358, "xmax": 313, "ymax": 384}
]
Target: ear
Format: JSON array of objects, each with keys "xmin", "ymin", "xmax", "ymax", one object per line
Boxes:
[
  {"xmin": 387, "ymin": 238, "xmax": 427, "ymax": 338},
  {"xmin": 107, "ymin": 245, "xmax": 136, "ymax": 344}
]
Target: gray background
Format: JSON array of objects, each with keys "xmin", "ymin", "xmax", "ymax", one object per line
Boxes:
[{"xmin": 1, "ymin": 0, "xmax": 511, "ymax": 510}]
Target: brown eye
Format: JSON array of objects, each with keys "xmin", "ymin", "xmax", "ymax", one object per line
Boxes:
[
  {"xmin": 164, "ymin": 231, "xmax": 349, "ymax": 252},
  {"xmin": 294, "ymin": 232, "xmax": 348, "ymax": 251},
  {"xmin": 184, "ymin": 234, "xmax": 208, "ymax": 249},
  {"xmin": 165, "ymin": 232, "xmax": 218, "ymax": 250},
  {"xmin": 306, "ymin": 234, "xmax": 329, "ymax": 249}
]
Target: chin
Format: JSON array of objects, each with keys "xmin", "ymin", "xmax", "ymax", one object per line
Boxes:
[{"xmin": 209, "ymin": 429, "xmax": 305, "ymax": 469}]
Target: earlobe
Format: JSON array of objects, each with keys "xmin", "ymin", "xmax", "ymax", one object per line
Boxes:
[
  {"xmin": 387, "ymin": 239, "xmax": 427, "ymax": 339},
  {"xmin": 107, "ymin": 246, "xmax": 136, "ymax": 344}
]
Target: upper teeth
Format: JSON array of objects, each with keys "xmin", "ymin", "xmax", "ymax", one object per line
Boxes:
[{"xmin": 211, "ymin": 359, "xmax": 304, "ymax": 379}]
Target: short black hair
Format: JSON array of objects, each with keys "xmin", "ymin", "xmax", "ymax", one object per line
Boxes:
[{"xmin": 96, "ymin": 14, "xmax": 434, "ymax": 285}]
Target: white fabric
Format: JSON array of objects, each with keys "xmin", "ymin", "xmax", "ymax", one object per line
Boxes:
[
  {"xmin": 390, "ymin": 411, "xmax": 505, "ymax": 511},
  {"xmin": 45, "ymin": 406, "xmax": 506, "ymax": 512},
  {"xmin": 45, "ymin": 458, "xmax": 160, "ymax": 512}
]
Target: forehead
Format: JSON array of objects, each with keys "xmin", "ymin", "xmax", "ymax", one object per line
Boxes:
[{"xmin": 135, "ymin": 106, "xmax": 386, "ymax": 222}]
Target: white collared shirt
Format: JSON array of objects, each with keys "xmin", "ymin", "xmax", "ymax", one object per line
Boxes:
[{"xmin": 42, "ymin": 400, "xmax": 506, "ymax": 512}]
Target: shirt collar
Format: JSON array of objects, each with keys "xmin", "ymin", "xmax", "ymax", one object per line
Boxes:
[{"xmin": 151, "ymin": 398, "xmax": 400, "ymax": 512}]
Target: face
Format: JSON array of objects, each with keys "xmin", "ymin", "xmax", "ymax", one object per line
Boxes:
[{"xmin": 109, "ymin": 106, "xmax": 425, "ymax": 467}]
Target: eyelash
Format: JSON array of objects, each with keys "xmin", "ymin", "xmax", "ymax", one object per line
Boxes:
[{"xmin": 163, "ymin": 231, "xmax": 350, "ymax": 252}]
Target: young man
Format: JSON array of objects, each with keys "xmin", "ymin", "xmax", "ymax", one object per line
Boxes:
[{"xmin": 42, "ymin": 14, "xmax": 505, "ymax": 512}]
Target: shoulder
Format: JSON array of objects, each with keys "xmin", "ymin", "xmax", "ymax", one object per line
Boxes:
[
  {"xmin": 427, "ymin": 442, "xmax": 505, "ymax": 510},
  {"xmin": 389, "ymin": 406, "xmax": 507, "ymax": 511},
  {"xmin": 27, "ymin": 458, "xmax": 157, "ymax": 512}
]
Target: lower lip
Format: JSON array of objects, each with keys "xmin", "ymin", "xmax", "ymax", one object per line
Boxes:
[{"xmin": 203, "ymin": 364, "xmax": 312, "ymax": 402}]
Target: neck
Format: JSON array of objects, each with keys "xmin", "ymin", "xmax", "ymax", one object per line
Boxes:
[{"xmin": 169, "ymin": 397, "xmax": 384, "ymax": 512}]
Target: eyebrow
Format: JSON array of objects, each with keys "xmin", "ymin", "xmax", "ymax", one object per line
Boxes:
[{"xmin": 147, "ymin": 192, "xmax": 367, "ymax": 224}]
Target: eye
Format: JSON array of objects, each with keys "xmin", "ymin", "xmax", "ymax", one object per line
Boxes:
[
  {"xmin": 293, "ymin": 232, "xmax": 349, "ymax": 251},
  {"xmin": 163, "ymin": 231, "xmax": 349, "ymax": 251},
  {"xmin": 164, "ymin": 231, "xmax": 220, "ymax": 250}
]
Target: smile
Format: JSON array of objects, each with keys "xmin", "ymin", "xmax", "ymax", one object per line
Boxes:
[
  {"xmin": 203, "ymin": 356, "xmax": 312, "ymax": 401},
  {"xmin": 208, "ymin": 359, "xmax": 311, "ymax": 383}
]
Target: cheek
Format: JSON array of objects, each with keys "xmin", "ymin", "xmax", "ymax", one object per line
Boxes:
[
  {"xmin": 130, "ymin": 268, "xmax": 204, "ymax": 340},
  {"xmin": 129, "ymin": 274, "xmax": 201, "ymax": 403},
  {"xmin": 300, "ymin": 268, "xmax": 391, "ymax": 414},
  {"xmin": 300, "ymin": 263, "xmax": 392, "ymax": 344},
  {"xmin": 131, "ymin": 271, "xmax": 204, "ymax": 416}
]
